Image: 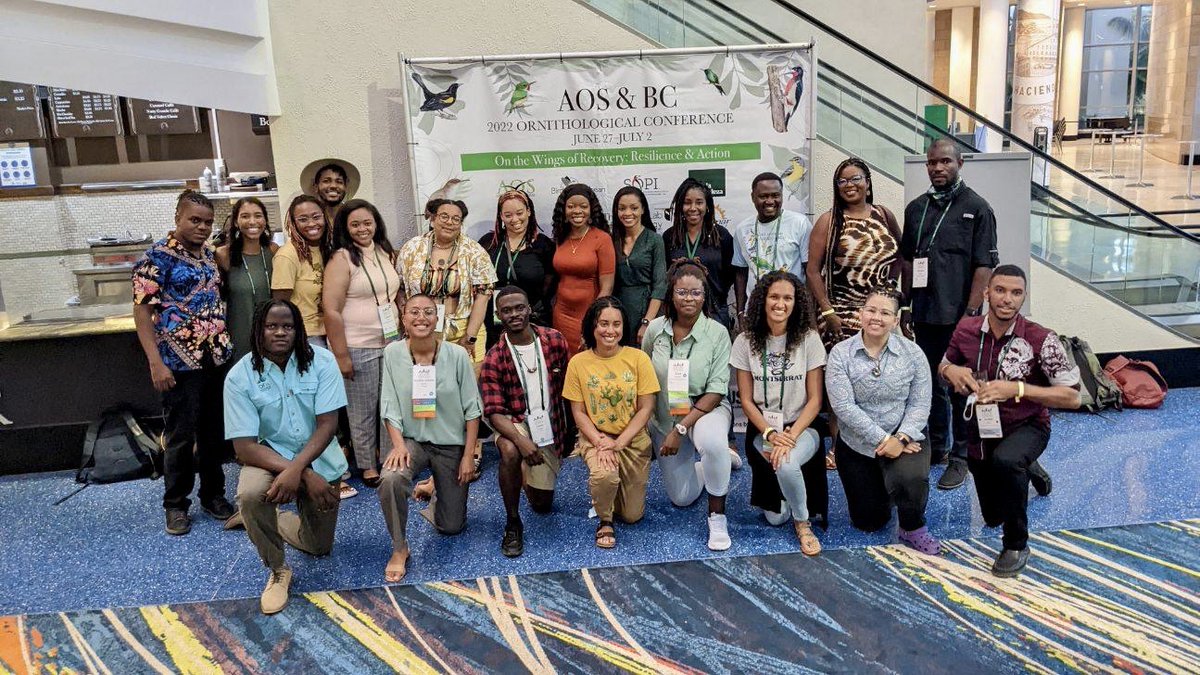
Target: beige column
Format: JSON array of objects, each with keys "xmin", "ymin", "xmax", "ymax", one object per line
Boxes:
[
  {"xmin": 976, "ymin": 0, "xmax": 1009, "ymax": 151},
  {"xmin": 1057, "ymin": 6, "xmax": 1085, "ymax": 137},
  {"xmin": 949, "ymin": 6, "xmax": 977, "ymax": 125},
  {"xmin": 1011, "ymin": 0, "xmax": 1062, "ymax": 144}
]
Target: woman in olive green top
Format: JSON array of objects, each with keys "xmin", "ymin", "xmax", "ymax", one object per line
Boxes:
[
  {"xmin": 611, "ymin": 186, "xmax": 666, "ymax": 345},
  {"xmin": 216, "ymin": 197, "xmax": 277, "ymax": 363}
]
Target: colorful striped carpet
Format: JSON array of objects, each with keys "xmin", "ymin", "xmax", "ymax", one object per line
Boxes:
[{"xmin": 2, "ymin": 519, "xmax": 1196, "ymax": 674}]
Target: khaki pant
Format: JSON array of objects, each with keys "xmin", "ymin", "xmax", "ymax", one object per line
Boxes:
[
  {"xmin": 580, "ymin": 430, "xmax": 652, "ymax": 523},
  {"xmin": 497, "ymin": 419, "xmax": 561, "ymax": 491},
  {"xmin": 237, "ymin": 465, "xmax": 340, "ymax": 571}
]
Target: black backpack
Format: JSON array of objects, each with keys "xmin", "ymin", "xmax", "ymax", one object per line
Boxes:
[
  {"xmin": 1058, "ymin": 336, "xmax": 1123, "ymax": 413},
  {"xmin": 77, "ymin": 410, "xmax": 163, "ymax": 484}
]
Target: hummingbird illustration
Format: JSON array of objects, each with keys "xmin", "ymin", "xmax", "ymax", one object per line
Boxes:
[
  {"xmin": 783, "ymin": 65, "xmax": 805, "ymax": 129},
  {"xmin": 412, "ymin": 72, "xmax": 461, "ymax": 113},
  {"xmin": 507, "ymin": 81, "xmax": 534, "ymax": 113},
  {"xmin": 703, "ymin": 68, "xmax": 726, "ymax": 95}
]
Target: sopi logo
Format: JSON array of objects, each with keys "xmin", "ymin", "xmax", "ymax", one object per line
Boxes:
[{"xmin": 623, "ymin": 175, "xmax": 659, "ymax": 191}]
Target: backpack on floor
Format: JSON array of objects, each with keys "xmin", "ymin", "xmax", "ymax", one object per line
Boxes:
[
  {"xmin": 77, "ymin": 410, "xmax": 163, "ymax": 484},
  {"xmin": 1103, "ymin": 356, "xmax": 1168, "ymax": 409},
  {"xmin": 1058, "ymin": 336, "xmax": 1123, "ymax": 413}
]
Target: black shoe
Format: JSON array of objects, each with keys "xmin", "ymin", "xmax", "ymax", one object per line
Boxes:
[
  {"xmin": 991, "ymin": 548, "xmax": 1029, "ymax": 578},
  {"xmin": 1028, "ymin": 461, "xmax": 1053, "ymax": 497},
  {"xmin": 201, "ymin": 497, "xmax": 237, "ymax": 521},
  {"xmin": 501, "ymin": 524, "xmax": 524, "ymax": 558},
  {"xmin": 937, "ymin": 459, "xmax": 969, "ymax": 490},
  {"xmin": 165, "ymin": 508, "xmax": 192, "ymax": 535}
]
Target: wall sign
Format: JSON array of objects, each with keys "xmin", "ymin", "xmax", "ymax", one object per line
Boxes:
[
  {"xmin": 0, "ymin": 82, "xmax": 45, "ymax": 141},
  {"xmin": 48, "ymin": 88, "xmax": 122, "ymax": 138},
  {"xmin": 0, "ymin": 145, "xmax": 36, "ymax": 187},
  {"xmin": 126, "ymin": 99, "xmax": 201, "ymax": 135}
]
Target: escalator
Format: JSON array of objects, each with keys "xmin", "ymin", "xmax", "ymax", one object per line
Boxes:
[{"xmin": 579, "ymin": 0, "xmax": 1200, "ymax": 340}]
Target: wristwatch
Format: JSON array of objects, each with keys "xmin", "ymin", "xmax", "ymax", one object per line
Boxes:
[
  {"xmin": 895, "ymin": 433, "xmax": 911, "ymax": 446},
  {"xmin": 641, "ymin": 318, "xmax": 650, "ymax": 326},
  {"xmin": 674, "ymin": 422, "xmax": 688, "ymax": 436},
  {"xmin": 466, "ymin": 335, "xmax": 478, "ymax": 344},
  {"xmin": 965, "ymin": 306, "xmax": 983, "ymax": 317}
]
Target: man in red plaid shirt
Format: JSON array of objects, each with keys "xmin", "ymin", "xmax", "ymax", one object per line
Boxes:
[{"xmin": 480, "ymin": 286, "xmax": 571, "ymax": 557}]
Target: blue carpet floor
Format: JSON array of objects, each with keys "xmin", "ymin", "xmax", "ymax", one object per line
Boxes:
[
  {"xmin": 0, "ymin": 389, "xmax": 1197, "ymax": 616},
  {"xmin": 3, "ymin": 518, "xmax": 1198, "ymax": 673}
]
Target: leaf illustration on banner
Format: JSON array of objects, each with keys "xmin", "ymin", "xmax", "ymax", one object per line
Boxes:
[
  {"xmin": 735, "ymin": 54, "xmax": 763, "ymax": 82},
  {"xmin": 417, "ymin": 113, "xmax": 435, "ymax": 136},
  {"xmin": 730, "ymin": 88, "xmax": 741, "ymax": 111}
]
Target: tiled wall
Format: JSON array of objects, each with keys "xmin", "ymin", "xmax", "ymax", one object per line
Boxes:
[
  {"xmin": 0, "ymin": 191, "xmax": 282, "ymax": 321},
  {"xmin": 1145, "ymin": 0, "xmax": 1199, "ymax": 162}
]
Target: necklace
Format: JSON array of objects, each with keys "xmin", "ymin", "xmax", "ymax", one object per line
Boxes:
[{"xmin": 569, "ymin": 226, "xmax": 590, "ymax": 254}]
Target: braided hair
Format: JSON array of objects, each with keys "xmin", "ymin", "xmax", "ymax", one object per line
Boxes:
[
  {"xmin": 742, "ymin": 270, "xmax": 816, "ymax": 356},
  {"xmin": 285, "ymin": 194, "xmax": 333, "ymax": 264},
  {"xmin": 175, "ymin": 188, "xmax": 213, "ymax": 217},
  {"xmin": 665, "ymin": 178, "xmax": 720, "ymax": 250},
  {"xmin": 487, "ymin": 190, "xmax": 542, "ymax": 248},
  {"xmin": 250, "ymin": 299, "xmax": 313, "ymax": 375},
  {"xmin": 551, "ymin": 184, "xmax": 609, "ymax": 244},
  {"xmin": 825, "ymin": 157, "xmax": 875, "ymax": 290}
]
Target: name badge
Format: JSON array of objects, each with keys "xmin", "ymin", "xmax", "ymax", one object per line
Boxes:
[
  {"xmin": 763, "ymin": 409, "xmax": 785, "ymax": 449},
  {"xmin": 412, "ymin": 364, "xmax": 437, "ymax": 418},
  {"xmin": 435, "ymin": 303, "xmax": 447, "ymax": 333},
  {"xmin": 378, "ymin": 304, "xmax": 399, "ymax": 341},
  {"xmin": 667, "ymin": 359, "xmax": 690, "ymax": 416},
  {"xmin": 976, "ymin": 403, "xmax": 1003, "ymax": 438},
  {"xmin": 526, "ymin": 410, "xmax": 555, "ymax": 447},
  {"xmin": 913, "ymin": 257, "xmax": 930, "ymax": 288}
]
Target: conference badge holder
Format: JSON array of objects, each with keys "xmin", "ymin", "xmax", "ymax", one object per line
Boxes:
[
  {"xmin": 668, "ymin": 359, "xmax": 691, "ymax": 416},
  {"xmin": 913, "ymin": 258, "xmax": 929, "ymax": 288},
  {"xmin": 412, "ymin": 364, "xmax": 437, "ymax": 419},
  {"xmin": 378, "ymin": 305, "xmax": 400, "ymax": 341},
  {"xmin": 526, "ymin": 411, "xmax": 554, "ymax": 448},
  {"xmin": 763, "ymin": 410, "xmax": 785, "ymax": 450}
]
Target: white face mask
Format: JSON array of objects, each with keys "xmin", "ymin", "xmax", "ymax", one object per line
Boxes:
[{"xmin": 963, "ymin": 393, "xmax": 978, "ymax": 420}]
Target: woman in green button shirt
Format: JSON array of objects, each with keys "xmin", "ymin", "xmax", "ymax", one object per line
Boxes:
[
  {"xmin": 216, "ymin": 197, "xmax": 278, "ymax": 364},
  {"xmin": 611, "ymin": 186, "xmax": 666, "ymax": 345}
]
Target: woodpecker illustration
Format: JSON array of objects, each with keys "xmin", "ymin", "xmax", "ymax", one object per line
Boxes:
[{"xmin": 783, "ymin": 65, "xmax": 805, "ymax": 129}]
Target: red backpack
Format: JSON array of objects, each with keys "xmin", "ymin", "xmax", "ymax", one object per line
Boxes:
[{"xmin": 1103, "ymin": 356, "xmax": 1168, "ymax": 409}]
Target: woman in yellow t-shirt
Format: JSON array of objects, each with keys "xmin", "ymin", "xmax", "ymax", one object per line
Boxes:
[
  {"xmin": 272, "ymin": 195, "xmax": 334, "ymax": 346},
  {"xmin": 563, "ymin": 296, "xmax": 659, "ymax": 549}
]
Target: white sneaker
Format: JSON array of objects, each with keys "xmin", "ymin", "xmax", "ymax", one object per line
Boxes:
[
  {"xmin": 707, "ymin": 513, "xmax": 731, "ymax": 551},
  {"xmin": 728, "ymin": 445, "xmax": 743, "ymax": 471},
  {"xmin": 764, "ymin": 500, "xmax": 789, "ymax": 526}
]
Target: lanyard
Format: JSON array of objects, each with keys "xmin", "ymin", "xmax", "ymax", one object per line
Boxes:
[
  {"xmin": 359, "ymin": 247, "xmax": 391, "ymax": 307},
  {"xmin": 915, "ymin": 196, "xmax": 955, "ymax": 256},
  {"xmin": 684, "ymin": 230, "xmax": 701, "ymax": 260},
  {"xmin": 975, "ymin": 325, "xmax": 1017, "ymax": 381},
  {"xmin": 509, "ymin": 335, "xmax": 546, "ymax": 412},
  {"xmin": 753, "ymin": 216, "xmax": 783, "ymax": 279},
  {"xmin": 492, "ymin": 238, "xmax": 525, "ymax": 284},
  {"xmin": 760, "ymin": 346, "xmax": 788, "ymax": 411},
  {"xmin": 410, "ymin": 340, "xmax": 440, "ymax": 366},
  {"xmin": 241, "ymin": 250, "xmax": 269, "ymax": 298}
]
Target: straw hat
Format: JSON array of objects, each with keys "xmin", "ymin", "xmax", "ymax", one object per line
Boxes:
[{"xmin": 300, "ymin": 158, "xmax": 361, "ymax": 200}]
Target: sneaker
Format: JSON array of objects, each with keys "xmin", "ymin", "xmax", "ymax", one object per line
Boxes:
[
  {"xmin": 260, "ymin": 567, "xmax": 293, "ymax": 615},
  {"xmin": 898, "ymin": 526, "xmax": 942, "ymax": 555},
  {"xmin": 501, "ymin": 524, "xmax": 524, "ymax": 558},
  {"xmin": 201, "ymin": 496, "xmax": 237, "ymax": 522},
  {"xmin": 165, "ymin": 508, "xmax": 191, "ymax": 536},
  {"xmin": 728, "ymin": 444, "xmax": 743, "ymax": 471},
  {"xmin": 707, "ymin": 513, "xmax": 731, "ymax": 551},
  {"xmin": 991, "ymin": 548, "xmax": 1029, "ymax": 578},
  {"xmin": 937, "ymin": 459, "xmax": 969, "ymax": 490},
  {"xmin": 1028, "ymin": 460, "xmax": 1053, "ymax": 497}
]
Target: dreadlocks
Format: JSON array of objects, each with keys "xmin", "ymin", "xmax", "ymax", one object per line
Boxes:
[
  {"xmin": 285, "ymin": 194, "xmax": 333, "ymax": 264},
  {"xmin": 665, "ymin": 178, "xmax": 721, "ymax": 249},
  {"xmin": 250, "ymin": 299, "xmax": 314, "ymax": 375}
]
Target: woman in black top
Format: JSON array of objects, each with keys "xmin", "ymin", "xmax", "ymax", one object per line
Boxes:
[
  {"xmin": 661, "ymin": 178, "xmax": 736, "ymax": 328},
  {"xmin": 478, "ymin": 189, "xmax": 556, "ymax": 348}
]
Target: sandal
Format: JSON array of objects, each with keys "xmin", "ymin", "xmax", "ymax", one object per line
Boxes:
[
  {"xmin": 469, "ymin": 440, "xmax": 483, "ymax": 483},
  {"xmin": 413, "ymin": 477, "xmax": 434, "ymax": 502},
  {"xmin": 794, "ymin": 521, "xmax": 822, "ymax": 556},
  {"xmin": 595, "ymin": 522, "xmax": 616, "ymax": 549},
  {"xmin": 362, "ymin": 471, "xmax": 381, "ymax": 489},
  {"xmin": 384, "ymin": 548, "xmax": 410, "ymax": 583},
  {"xmin": 825, "ymin": 450, "xmax": 837, "ymax": 471},
  {"xmin": 339, "ymin": 483, "xmax": 359, "ymax": 500}
]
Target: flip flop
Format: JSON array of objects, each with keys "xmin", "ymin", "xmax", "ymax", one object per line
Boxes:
[
  {"xmin": 384, "ymin": 549, "xmax": 410, "ymax": 583},
  {"xmin": 795, "ymin": 521, "xmax": 822, "ymax": 556}
]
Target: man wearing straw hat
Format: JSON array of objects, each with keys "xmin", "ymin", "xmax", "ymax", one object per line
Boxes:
[{"xmin": 300, "ymin": 158, "xmax": 361, "ymax": 224}]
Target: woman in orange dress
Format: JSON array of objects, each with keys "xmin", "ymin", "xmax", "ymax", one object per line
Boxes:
[{"xmin": 551, "ymin": 184, "xmax": 616, "ymax": 353}]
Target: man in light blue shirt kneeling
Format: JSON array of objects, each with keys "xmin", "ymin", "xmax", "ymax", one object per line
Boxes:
[{"xmin": 224, "ymin": 299, "xmax": 349, "ymax": 615}]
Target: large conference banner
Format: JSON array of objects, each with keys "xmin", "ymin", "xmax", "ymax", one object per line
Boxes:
[{"xmin": 402, "ymin": 45, "xmax": 814, "ymax": 240}]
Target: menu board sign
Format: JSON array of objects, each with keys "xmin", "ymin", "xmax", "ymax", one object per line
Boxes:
[
  {"xmin": 0, "ymin": 82, "xmax": 45, "ymax": 140},
  {"xmin": 126, "ymin": 99, "xmax": 201, "ymax": 135},
  {"xmin": 48, "ymin": 88, "xmax": 122, "ymax": 138}
]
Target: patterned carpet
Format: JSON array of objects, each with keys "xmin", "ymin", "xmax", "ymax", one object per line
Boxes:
[{"xmin": 2, "ymin": 519, "xmax": 1197, "ymax": 674}]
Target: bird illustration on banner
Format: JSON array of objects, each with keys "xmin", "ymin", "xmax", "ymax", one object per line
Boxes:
[
  {"xmin": 703, "ymin": 69, "xmax": 726, "ymax": 95},
  {"xmin": 507, "ymin": 81, "xmax": 534, "ymax": 113},
  {"xmin": 783, "ymin": 65, "xmax": 805, "ymax": 129},
  {"xmin": 412, "ymin": 72, "xmax": 461, "ymax": 116},
  {"xmin": 781, "ymin": 156, "xmax": 807, "ymax": 198},
  {"xmin": 430, "ymin": 177, "xmax": 471, "ymax": 202}
]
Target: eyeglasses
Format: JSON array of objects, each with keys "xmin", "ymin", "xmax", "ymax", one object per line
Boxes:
[
  {"xmin": 674, "ymin": 288, "xmax": 705, "ymax": 299},
  {"xmin": 862, "ymin": 306, "xmax": 897, "ymax": 319},
  {"xmin": 835, "ymin": 175, "xmax": 866, "ymax": 187},
  {"xmin": 405, "ymin": 307, "xmax": 438, "ymax": 318},
  {"xmin": 435, "ymin": 213, "xmax": 463, "ymax": 225}
]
